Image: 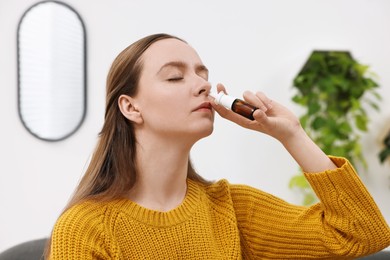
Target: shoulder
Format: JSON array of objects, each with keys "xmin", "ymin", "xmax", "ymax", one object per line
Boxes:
[
  {"xmin": 53, "ymin": 200, "xmax": 122, "ymax": 238},
  {"xmin": 57, "ymin": 200, "xmax": 107, "ymax": 224},
  {"xmin": 198, "ymin": 179, "xmax": 231, "ymax": 194},
  {"xmin": 195, "ymin": 179, "xmax": 276, "ymax": 207},
  {"xmin": 198, "ymin": 179, "xmax": 273, "ymax": 200},
  {"xmin": 51, "ymin": 200, "xmax": 123, "ymax": 258},
  {"xmin": 196, "ymin": 179, "xmax": 292, "ymax": 214},
  {"xmin": 196, "ymin": 179, "xmax": 237, "ymax": 200}
]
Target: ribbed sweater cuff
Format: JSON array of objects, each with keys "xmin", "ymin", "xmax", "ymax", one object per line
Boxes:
[
  {"xmin": 303, "ymin": 156, "xmax": 366, "ymax": 202},
  {"xmin": 303, "ymin": 156, "xmax": 390, "ymax": 250}
]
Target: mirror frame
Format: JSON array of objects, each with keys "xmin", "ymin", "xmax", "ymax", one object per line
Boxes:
[{"xmin": 17, "ymin": 0, "xmax": 87, "ymax": 142}]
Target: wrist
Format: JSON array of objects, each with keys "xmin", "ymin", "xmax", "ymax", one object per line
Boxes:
[
  {"xmin": 278, "ymin": 124, "xmax": 306, "ymax": 147},
  {"xmin": 280, "ymin": 127, "xmax": 337, "ymax": 172}
]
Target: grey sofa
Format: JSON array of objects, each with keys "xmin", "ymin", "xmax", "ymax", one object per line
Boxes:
[
  {"xmin": 359, "ymin": 250, "xmax": 390, "ymax": 259},
  {"xmin": 0, "ymin": 238, "xmax": 46, "ymax": 260},
  {"xmin": 0, "ymin": 238, "xmax": 389, "ymax": 259}
]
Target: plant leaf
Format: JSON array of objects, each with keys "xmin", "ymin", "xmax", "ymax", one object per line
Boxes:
[
  {"xmin": 355, "ymin": 115, "xmax": 368, "ymax": 131},
  {"xmin": 308, "ymin": 102, "xmax": 321, "ymax": 115},
  {"xmin": 311, "ymin": 117, "xmax": 327, "ymax": 130},
  {"xmin": 303, "ymin": 193, "xmax": 317, "ymax": 206},
  {"xmin": 289, "ymin": 174, "xmax": 310, "ymax": 189},
  {"xmin": 379, "ymin": 148, "xmax": 390, "ymax": 163}
]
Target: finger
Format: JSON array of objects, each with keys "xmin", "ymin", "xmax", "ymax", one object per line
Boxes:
[
  {"xmin": 216, "ymin": 83, "xmax": 227, "ymax": 94},
  {"xmin": 208, "ymin": 83, "xmax": 227, "ymax": 106},
  {"xmin": 211, "ymin": 100, "xmax": 253, "ymax": 127},
  {"xmin": 252, "ymin": 109, "xmax": 269, "ymax": 124},
  {"xmin": 255, "ymin": 91, "xmax": 273, "ymax": 110},
  {"xmin": 242, "ymin": 91, "xmax": 268, "ymax": 112}
]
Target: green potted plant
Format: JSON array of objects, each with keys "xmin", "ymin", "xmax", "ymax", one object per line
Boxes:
[{"xmin": 289, "ymin": 50, "xmax": 381, "ymax": 205}]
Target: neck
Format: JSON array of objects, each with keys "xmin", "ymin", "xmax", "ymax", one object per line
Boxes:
[{"xmin": 128, "ymin": 133, "xmax": 192, "ymax": 212}]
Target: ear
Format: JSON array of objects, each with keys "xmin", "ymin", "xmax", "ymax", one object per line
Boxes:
[{"xmin": 118, "ymin": 94, "xmax": 143, "ymax": 124}]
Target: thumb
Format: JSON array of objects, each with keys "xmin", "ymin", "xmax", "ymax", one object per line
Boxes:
[{"xmin": 216, "ymin": 83, "xmax": 228, "ymax": 94}]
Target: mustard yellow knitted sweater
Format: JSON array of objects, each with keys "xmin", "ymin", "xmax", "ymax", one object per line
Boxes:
[{"xmin": 50, "ymin": 157, "xmax": 390, "ymax": 259}]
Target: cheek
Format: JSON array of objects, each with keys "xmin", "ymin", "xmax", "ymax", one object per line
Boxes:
[
  {"xmin": 141, "ymin": 96, "xmax": 188, "ymax": 124},
  {"xmin": 137, "ymin": 80, "xmax": 190, "ymax": 124},
  {"xmin": 142, "ymin": 88, "xmax": 188, "ymax": 115},
  {"xmin": 141, "ymin": 105, "xmax": 190, "ymax": 135}
]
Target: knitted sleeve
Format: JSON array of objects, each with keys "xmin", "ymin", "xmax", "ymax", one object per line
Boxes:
[
  {"xmin": 50, "ymin": 201, "xmax": 117, "ymax": 260},
  {"xmin": 230, "ymin": 156, "xmax": 390, "ymax": 259}
]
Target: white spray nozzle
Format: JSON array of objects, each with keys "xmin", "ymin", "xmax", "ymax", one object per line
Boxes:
[
  {"xmin": 209, "ymin": 92, "xmax": 236, "ymax": 109},
  {"xmin": 209, "ymin": 92, "xmax": 221, "ymax": 104}
]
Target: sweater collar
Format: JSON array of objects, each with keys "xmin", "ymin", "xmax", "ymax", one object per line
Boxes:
[{"xmin": 117, "ymin": 179, "xmax": 201, "ymax": 227}]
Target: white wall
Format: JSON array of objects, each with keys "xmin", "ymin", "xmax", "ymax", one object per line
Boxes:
[{"xmin": 1, "ymin": 0, "xmax": 390, "ymax": 252}]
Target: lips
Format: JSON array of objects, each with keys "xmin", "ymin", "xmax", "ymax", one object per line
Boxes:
[{"xmin": 194, "ymin": 102, "xmax": 212, "ymax": 111}]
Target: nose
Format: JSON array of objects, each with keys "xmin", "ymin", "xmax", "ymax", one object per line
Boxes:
[{"xmin": 195, "ymin": 78, "xmax": 211, "ymax": 96}]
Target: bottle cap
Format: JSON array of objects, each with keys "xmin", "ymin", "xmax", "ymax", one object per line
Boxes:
[{"xmin": 209, "ymin": 92, "xmax": 236, "ymax": 109}]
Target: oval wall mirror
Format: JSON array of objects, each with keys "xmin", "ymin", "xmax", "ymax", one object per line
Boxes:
[{"xmin": 17, "ymin": 1, "xmax": 86, "ymax": 141}]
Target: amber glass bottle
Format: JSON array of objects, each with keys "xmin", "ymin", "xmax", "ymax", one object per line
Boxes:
[{"xmin": 210, "ymin": 92, "xmax": 258, "ymax": 120}]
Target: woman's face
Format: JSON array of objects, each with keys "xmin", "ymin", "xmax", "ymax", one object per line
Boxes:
[{"xmin": 134, "ymin": 38, "xmax": 214, "ymax": 143}]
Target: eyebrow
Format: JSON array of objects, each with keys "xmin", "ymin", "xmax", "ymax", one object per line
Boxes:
[{"xmin": 157, "ymin": 61, "xmax": 209, "ymax": 75}]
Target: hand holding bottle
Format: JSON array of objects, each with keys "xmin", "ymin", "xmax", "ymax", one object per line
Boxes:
[
  {"xmin": 210, "ymin": 83, "xmax": 337, "ymax": 172},
  {"xmin": 210, "ymin": 83, "xmax": 301, "ymax": 144}
]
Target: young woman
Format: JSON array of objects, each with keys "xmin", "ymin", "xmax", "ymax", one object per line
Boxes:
[{"xmin": 47, "ymin": 33, "xmax": 390, "ymax": 259}]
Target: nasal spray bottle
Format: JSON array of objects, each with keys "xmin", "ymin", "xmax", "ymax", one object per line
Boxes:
[{"xmin": 210, "ymin": 92, "xmax": 258, "ymax": 120}]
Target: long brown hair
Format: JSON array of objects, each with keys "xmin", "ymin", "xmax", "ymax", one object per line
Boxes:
[{"xmin": 45, "ymin": 33, "xmax": 210, "ymax": 258}]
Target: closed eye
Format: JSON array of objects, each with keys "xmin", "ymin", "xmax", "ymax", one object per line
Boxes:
[{"xmin": 168, "ymin": 77, "xmax": 183, "ymax": 82}]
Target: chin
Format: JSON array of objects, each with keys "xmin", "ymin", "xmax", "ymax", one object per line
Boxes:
[
  {"xmin": 196, "ymin": 125, "xmax": 214, "ymax": 139},
  {"xmin": 185, "ymin": 117, "xmax": 214, "ymax": 140}
]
